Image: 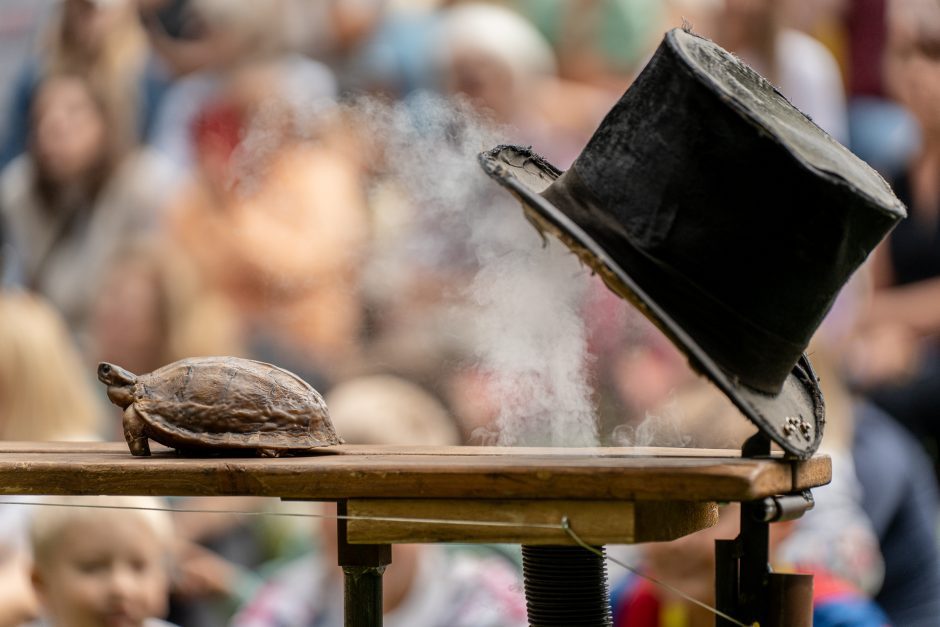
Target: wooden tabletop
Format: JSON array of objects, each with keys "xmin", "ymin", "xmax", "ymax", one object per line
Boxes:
[{"xmin": 0, "ymin": 442, "xmax": 830, "ymax": 502}]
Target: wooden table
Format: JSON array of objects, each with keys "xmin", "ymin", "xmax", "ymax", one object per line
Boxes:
[
  {"xmin": 0, "ymin": 442, "xmax": 829, "ymax": 542},
  {"xmin": 0, "ymin": 442, "xmax": 831, "ymax": 625}
]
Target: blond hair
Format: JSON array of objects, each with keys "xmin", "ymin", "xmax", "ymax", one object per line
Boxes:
[
  {"xmin": 0, "ymin": 291, "xmax": 102, "ymax": 440},
  {"xmin": 30, "ymin": 495, "xmax": 174, "ymax": 569},
  {"xmin": 434, "ymin": 3, "xmax": 557, "ymax": 84},
  {"xmin": 326, "ymin": 375, "xmax": 460, "ymax": 446}
]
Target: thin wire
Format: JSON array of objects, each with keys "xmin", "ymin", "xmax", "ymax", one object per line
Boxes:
[
  {"xmin": 561, "ymin": 517, "xmax": 757, "ymax": 627},
  {"xmin": 0, "ymin": 500, "xmax": 756, "ymax": 626},
  {"xmin": 0, "ymin": 500, "xmax": 562, "ymax": 530}
]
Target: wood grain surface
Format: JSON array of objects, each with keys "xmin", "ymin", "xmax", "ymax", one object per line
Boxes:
[
  {"xmin": 0, "ymin": 442, "xmax": 830, "ymax": 501},
  {"xmin": 346, "ymin": 499, "xmax": 719, "ymax": 545}
]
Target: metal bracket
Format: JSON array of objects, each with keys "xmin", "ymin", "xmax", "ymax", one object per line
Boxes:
[
  {"xmin": 716, "ymin": 432, "xmax": 816, "ymax": 625},
  {"xmin": 753, "ymin": 491, "xmax": 815, "ymax": 524}
]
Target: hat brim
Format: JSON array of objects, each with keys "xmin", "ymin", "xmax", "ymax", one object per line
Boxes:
[{"xmin": 479, "ymin": 145, "xmax": 824, "ymax": 459}]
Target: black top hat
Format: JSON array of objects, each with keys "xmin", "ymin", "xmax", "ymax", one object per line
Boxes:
[{"xmin": 479, "ymin": 28, "xmax": 905, "ymax": 458}]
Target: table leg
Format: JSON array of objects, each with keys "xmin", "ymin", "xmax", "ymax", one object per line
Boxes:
[
  {"xmin": 738, "ymin": 499, "xmax": 771, "ymax": 622},
  {"xmin": 337, "ymin": 500, "xmax": 391, "ymax": 627},
  {"xmin": 715, "ymin": 538, "xmax": 739, "ymax": 627}
]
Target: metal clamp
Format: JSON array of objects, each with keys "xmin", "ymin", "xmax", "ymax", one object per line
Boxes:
[
  {"xmin": 716, "ymin": 490, "xmax": 816, "ymax": 627},
  {"xmin": 752, "ymin": 490, "xmax": 815, "ymax": 523}
]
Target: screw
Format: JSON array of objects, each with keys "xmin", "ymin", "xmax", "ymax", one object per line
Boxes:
[{"xmin": 798, "ymin": 418, "xmax": 812, "ymax": 440}]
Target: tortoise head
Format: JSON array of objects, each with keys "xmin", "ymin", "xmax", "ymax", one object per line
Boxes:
[{"xmin": 97, "ymin": 363, "xmax": 137, "ymax": 408}]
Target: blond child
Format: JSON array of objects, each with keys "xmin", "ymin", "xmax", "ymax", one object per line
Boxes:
[{"xmin": 28, "ymin": 496, "xmax": 175, "ymax": 627}]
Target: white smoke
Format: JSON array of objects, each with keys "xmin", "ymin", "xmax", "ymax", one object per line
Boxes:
[
  {"xmin": 468, "ymin": 243, "xmax": 597, "ymax": 446},
  {"xmin": 611, "ymin": 410, "xmax": 693, "ymax": 448},
  {"xmin": 226, "ymin": 90, "xmax": 607, "ymax": 446},
  {"xmin": 352, "ymin": 93, "xmax": 599, "ymax": 446}
]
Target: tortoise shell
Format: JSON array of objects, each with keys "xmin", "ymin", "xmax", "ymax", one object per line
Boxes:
[{"xmin": 97, "ymin": 357, "xmax": 340, "ymax": 457}]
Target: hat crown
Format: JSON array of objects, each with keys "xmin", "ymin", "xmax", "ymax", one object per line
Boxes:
[
  {"xmin": 561, "ymin": 29, "xmax": 904, "ymax": 393},
  {"xmin": 671, "ymin": 30, "xmax": 902, "ymax": 214}
]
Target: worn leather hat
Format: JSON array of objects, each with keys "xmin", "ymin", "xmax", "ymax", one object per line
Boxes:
[{"xmin": 479, "ymin": 28, "xmax": 906, "ymax": 458}]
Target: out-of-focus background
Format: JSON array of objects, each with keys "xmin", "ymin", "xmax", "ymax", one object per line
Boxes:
[{"xmin": 0, "ymin": 0, "xmax": 938, "ymax": 626}]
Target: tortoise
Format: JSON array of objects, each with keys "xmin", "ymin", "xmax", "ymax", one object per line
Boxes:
[{"xmin": 97, "ymin": 356, "xmax": 341, "ymax": 457}]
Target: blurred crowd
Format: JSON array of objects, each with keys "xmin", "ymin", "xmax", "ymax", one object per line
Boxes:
[{"xmin": 0, "ymin": 0, "xmax": 938, "ymax": 625}]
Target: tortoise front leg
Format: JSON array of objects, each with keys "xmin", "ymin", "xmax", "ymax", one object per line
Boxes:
[{"xmin": 123, "ymin": 406, "xmax": 151, "ymax": 456}]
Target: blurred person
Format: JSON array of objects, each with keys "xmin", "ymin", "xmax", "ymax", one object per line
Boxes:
[
  {"xmin": 434, "ymin": 0, "xmax": 620, "ymax": 154},
  {"xmin": 773, "ymin": 0, "xmax": 852, "ymax": 72},
  {"xmin": 27, "ymin": 496, "xmax": 176, "ymax": 627},
  {"xmin": 146, "ymin": 0, "xmax": 337, "ymax": 184},
  {"xmin": 511, "ymin": 0, "xmax": 663, "ymax": 89},
  {"xmin": 0, "ymin": 541, "xmax": 39, "ymax": 627},
  {"xmin": 605, "ymin": 314, "xmax": 696, "ymax": 433},
  {"xmin": 127, "ymin": 62, "xmax": 362, "ymax": 611},
  {"xmin": 0, "ymin": 290, "xmax": 100, "ymax": 623},
  {"xmin": 89, "ymin": 241, "xmax": 245, "ymax": 383},
  {"xmin": 280, "ymin": 0, "xmax": 439, "ymax": 98},
  {"xmin": 432, "ymin": 2, "xmax": 596, "ymax": 167},
  {"xmin": 159, "ymin": 495, "xmax": 270, "ymax": 627},
  {"xmin": 801, "ymin": 0, "xmax": 921, "ymax": 180},
  {"xmin": 0, "ymin": 1, "xmax": 54, "ymax": 126},
  {"xmin": 781, "ymin": 0, "xmax": 848, "ymax": 38},
  {"xmin": 849, "ymin": 0, "xmax": 940, "ymax": 453},
  {"xmin": 434, "ymin": 3, "xmax": 558, "ymax": 124},
  {"xmin": 0, "ymin": 0, "xmax": 167, "ymax": 168},
  {"xmin": 0, "ymin": 291, "xmax": 106, "ymax": 626},
  {"xmin": 707, "ymin": 0, "xmax": 850, "ymax": 144},
  {"xmin": 785, "ymin": 0, "xmax": 927, "ymax": 181},
  {"xmin": 325, "ymin": 374, "xmax": 461, "ymax": 447},
  {"xmin": 231, "ymin": 374, "xmax": 526, "ymax": 627},
  {"xmin": 0, "ymin": 290, "xmax": 102, "ymax": 442},
  {"xmin": 846, "ymin": 0, "xmax": 886, "ymax": 99},
  {"xmin": 0, "ymin": 73, "xmax": 175, "ymax": 351},
  {"xmin": 852, "ymin": 401, "xmax": 940, "ymax": 625},
  {"xmin": 610, "ymin": 503, "xmax": 890, "ymax": 627},
  {"xmin": 818, "ymin": 269, "xmax": 940, "ymax": 625},
  {"xmin": 812, "ymin": 266, "xmax": 940, "ymax": 624},
  {"xmin": 141, "ymin": 0, "xmax": 282, "ymax": 79},
  {"xmin": 164, "ymin": 64, "xmax": 368, "ymax": 383}
]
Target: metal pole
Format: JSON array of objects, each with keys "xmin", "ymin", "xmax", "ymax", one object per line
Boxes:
[
  {"xmin": 337, "ymin": 501, "xmax": 391, "ymax": 627},
  {"xmin": 714, "ymin": 538, "xmax": 738, "ymax": 627},
  {"xmin": 716, "ymin": 433, "xmax": 816, "ymax": 626},
  {"xmin": 738, "ymin": 501, "xmax": 771, "ymax": 625}
]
